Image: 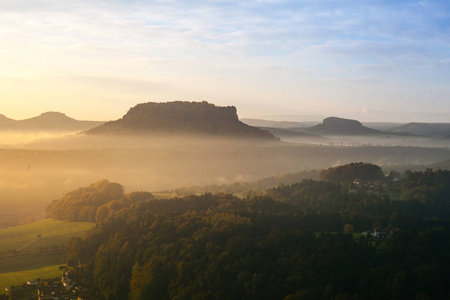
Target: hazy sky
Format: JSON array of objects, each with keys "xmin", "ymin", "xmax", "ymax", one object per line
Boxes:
[{"xmin": 1, "ymin": 0, "xmax": 449, "ymax": 122}]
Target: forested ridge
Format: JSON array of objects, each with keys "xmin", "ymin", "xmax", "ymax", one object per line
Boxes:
[
  {"xmin": 59, "ymin": 164, "xmax": 450, "ymax": 299},
  {"xmin": 319, "ymin": 162, "xmax": 385, "ymax": 185},
  {"xmin": 46, "ymin": 180, "xmax": 154, "ymax": 222}
]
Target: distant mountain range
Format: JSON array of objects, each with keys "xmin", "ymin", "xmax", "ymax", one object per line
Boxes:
[
  {"xmin": 388, "ymin": 123, "xmax": 450, "ymax": 138},
  {"xmin": 252, "ymin": 117, "xmax": 450, "ymax": 139},
  {"xmin": 3, "ymin": 107, "xmax": 450, "ymax": 140},
  {"xmin": 86, "ymin": 101, "xmax": 277, "ymax": 140},
  {"xmin": 0, "ymin": 112, "xmax": 103, "ymax": 131},
  {"xmin": 258, "ymin": 117, "xmax": 382, "ymax": 138}
]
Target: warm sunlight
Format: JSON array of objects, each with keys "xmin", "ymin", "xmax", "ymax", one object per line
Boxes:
[
  {"xmin": 1, "ymin": 1, "xmax": 450, "ymax": 299},
  {"xmin": 1, "ymin": 1, "xmax": 449, "ymax": 122}
]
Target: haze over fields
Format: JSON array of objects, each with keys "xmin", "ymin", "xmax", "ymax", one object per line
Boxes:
[
  {"xmin": 1, "ymin": 101, "xmax": 450, "ymax": 226},
  {"xmin": 1, "ymin": 0, "xmax": 449, "ymax": 224}
]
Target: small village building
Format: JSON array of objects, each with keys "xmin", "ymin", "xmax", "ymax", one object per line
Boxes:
[
  {"xmin": 361, "ymin": 225, "xmax": 398, "ymax": 238},
  {"xmin": 27, "ymin": 280, "xmax": 39, "ymax": 286}
]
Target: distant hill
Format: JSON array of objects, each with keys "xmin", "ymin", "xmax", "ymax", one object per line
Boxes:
[
  {"xmin": 86, "ymin": 101, "xmax": 277, "ymax": 140},
  {"xmin": 300, "ymin": 117, "xmax": 382, "ymax": 135},
  {"xmin": 0, "ymin": 112, "xmax": 103, "ymax": 131},
  {"xmin": 0, "ymin": 114, "xmax": 19, "ymax": 130},
  {"xmin": 362, "ymin": 122, "xmax": 405, "ymax": 131},
  {"xmin": 388, "ymin": 122, "xmax": 450, "ymax": 137}
]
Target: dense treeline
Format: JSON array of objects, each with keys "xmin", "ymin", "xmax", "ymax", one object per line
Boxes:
[
  {"xmin": 66, "ymin": 194, "xmax": 357, "ymax": 299},
  {"xmin": 67, "ymin": 196, "xmax": 450, "ymax": 300},
  {"xmin": 319, "ymin": 162, "xmax": 384, "ymax": 185},
  {"xmin": 265, "ymin": 173, "xmax": 450, "ymax": 230},
  {"xmin": 168, "ymin": 169, "xmax": 320, "ymax": 196},
  {"xmin": 46, "ymin": 180, "xmax": 154, "ymax": 222},
  {"xmin": 63, "ymin": 166, "xmax": 450, "ymax": 299},
  {"xmin": 402, "ymin": 168, "xmax": 450, "ymax": 204}
]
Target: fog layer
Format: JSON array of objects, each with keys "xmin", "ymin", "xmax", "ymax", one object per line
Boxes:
[{"xmin": 1, "ymin": 132, "xmax": 449, "ymax": 224}]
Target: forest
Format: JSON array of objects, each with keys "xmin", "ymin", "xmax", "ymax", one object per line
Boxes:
[{"xmin": 48, "ymin": 163, "xmax": 450, "ymax": 300}]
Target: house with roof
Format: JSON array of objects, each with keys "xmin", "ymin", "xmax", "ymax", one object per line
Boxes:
[{"xmin": 361, "ymin": 225, "xmax": 398, "ymax": 239}]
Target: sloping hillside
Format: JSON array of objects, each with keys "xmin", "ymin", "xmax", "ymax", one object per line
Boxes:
[
  {"xmin": 0, "ymin": 112, "xmax": 103, "ymax": 131},
  {"xmin": 388, "ymin": 122, "xmax": 450, "ymax": 137}
]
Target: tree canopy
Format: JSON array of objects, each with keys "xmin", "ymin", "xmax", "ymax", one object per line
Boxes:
[
  {"xmin": 319, "ymin": 162, "xmax": 384, "ymax": 185},
  {"xmin": 60, "ymin": 165, "xmax": 450, "ymax": 299},
  {"xmin": 46, "ymin": 180, "xmax": 153, "ymax": 222}
]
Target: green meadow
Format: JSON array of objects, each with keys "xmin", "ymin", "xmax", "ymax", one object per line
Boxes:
[
  {"xmin": 0, "ymin": 265, "xmax": 62, "ymax": 293},
  {"xmin": 0, "ymin": 219, "xmax": 93, "ymax": 255},
  {"xmin": 0, "ymin": 252, "xmax": 65, "ymax": 273},
  {"xmin": 0, "ymin": 219, "xmax": 93, "ymax": 292}
]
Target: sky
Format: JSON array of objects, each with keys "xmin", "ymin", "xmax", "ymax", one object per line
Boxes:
[{"xmin": 1, "ymin": 0, "xmax": 450, "ymax": 123}]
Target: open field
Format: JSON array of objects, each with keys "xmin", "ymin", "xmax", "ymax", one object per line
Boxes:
[
  {"xmin": 0, "ymin": 219, "xmax": 92, "ymax": 293},
  {"xmin": 0, "ymin": 252, "xmax": 65, "ymax": 273},
  {"xmin": 22, "ymin": 232, "xmax": 86, "ymax": 254},
  {"xmin": 0, "ymin": 219, "xmax": 94, "ymax": 255},
  {"xmin": 0, "ymin": 265, "xmax": 63, "ymax": 293}
]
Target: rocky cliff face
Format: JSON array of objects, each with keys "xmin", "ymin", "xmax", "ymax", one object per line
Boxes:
[{"xmin": 86, "ymin": 101, "xmax": 277, "ymax": 139}]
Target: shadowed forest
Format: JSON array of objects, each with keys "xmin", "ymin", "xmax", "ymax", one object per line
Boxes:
[{"xmin": 35, "ymin": 164, "xmax": 450, "ymax": 299}]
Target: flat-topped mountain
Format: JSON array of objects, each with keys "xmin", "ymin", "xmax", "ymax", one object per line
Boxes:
[
  {"xmin": 86, "ymin": 101, "xmax": 277, "ymax": 139},
  {"xmin": 0, "ymin": 112, "xmax": 103, "ymax": 131},
  {"xmin": 302, "ymin": 117, "xmax": 382, "ymax": 135}
]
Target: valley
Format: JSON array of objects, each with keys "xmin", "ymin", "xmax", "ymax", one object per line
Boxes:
[{"xmin": 1, "ymin": 102, "xmax": 450, "ymax": 299}]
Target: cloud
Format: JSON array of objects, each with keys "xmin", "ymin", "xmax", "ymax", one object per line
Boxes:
[
  {"xmin": 62, "ymin": 75, "xmax": 172, "ymax": 94},
  {"xmin": 0, "ymin": 0, "xmax": 449, "ymax": 122},
  {"xmin": 1, "ymin": 0, "xmax": 446, "ymax": 63}
]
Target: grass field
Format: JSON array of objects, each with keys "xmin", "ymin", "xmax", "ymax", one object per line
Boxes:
[
  {"xmin": 0, "ymin": 219, "xmax": 94, "ymax": 255},
  {"xmin": 0, "ymin": 265, "xmax": 63, "ymax": 293},
  {"xmin": 0, "ymin": 252, "xmax": 65, "ymax": 273},
  {"xmin": 0, "ymin": 219, "xmax": 94, "ymax": 292},
  {"xmin": 23, "ymin": 231, "xmax": 87, "ymax": 254}
]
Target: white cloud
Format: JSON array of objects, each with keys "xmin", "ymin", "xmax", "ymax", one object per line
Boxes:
[{"xmin": 0, "ymin": 0, "xmax": 449, "ymax": 121}]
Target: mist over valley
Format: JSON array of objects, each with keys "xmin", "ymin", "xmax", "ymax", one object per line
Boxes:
[
  {"xmin": 1, "ymin": 101, "xmax": 450, "ymax": 225},
  {"xmin": 2, "ymin": 102, "xmax": 450, "ymax": 299}
]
